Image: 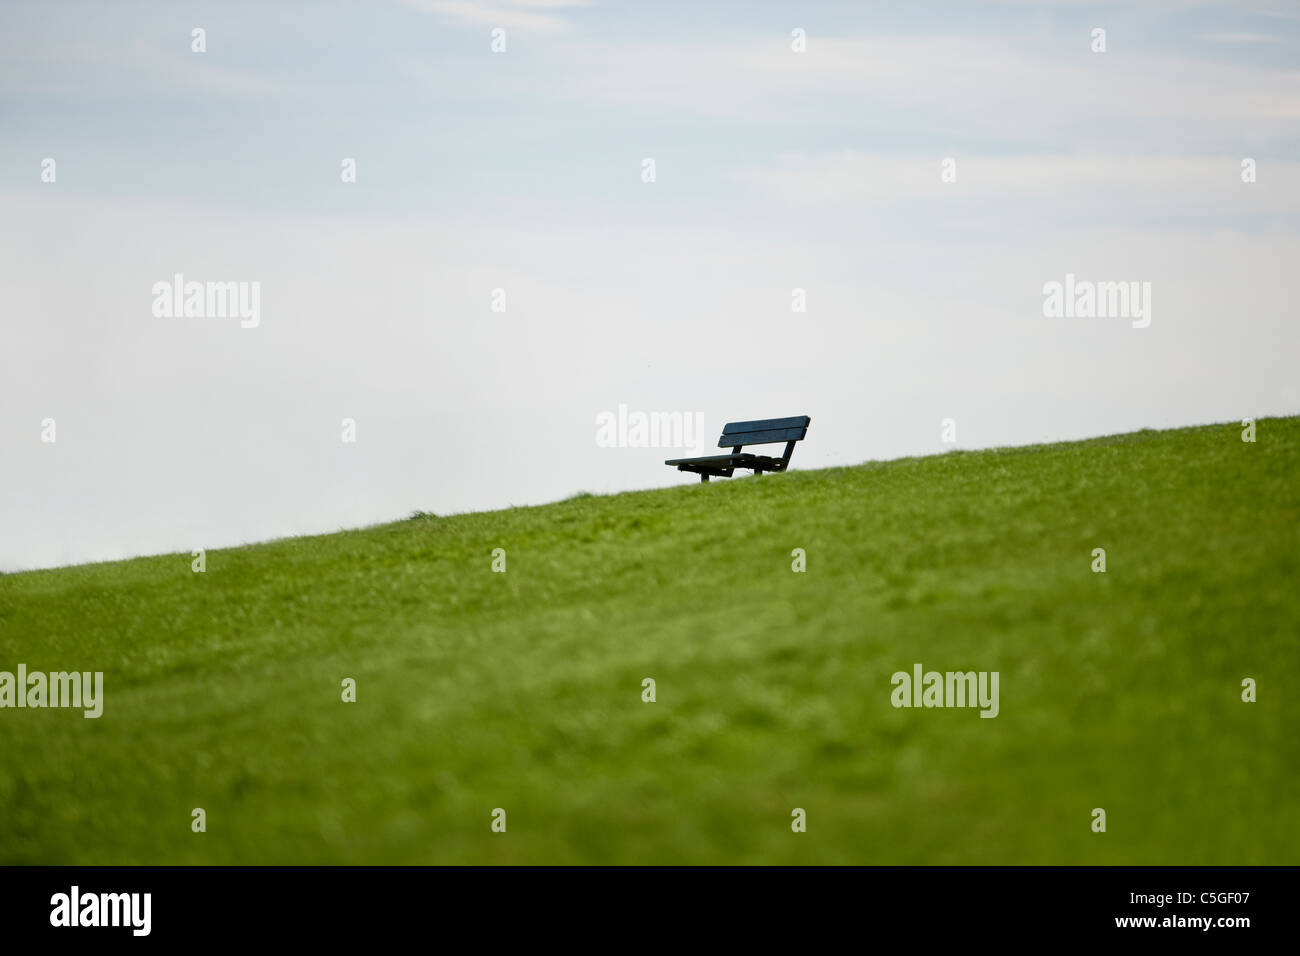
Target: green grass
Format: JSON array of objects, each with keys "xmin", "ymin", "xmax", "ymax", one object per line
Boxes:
[{"xmin": 2, "ymin": 418, "xmax": 1298, "ymax": 864}]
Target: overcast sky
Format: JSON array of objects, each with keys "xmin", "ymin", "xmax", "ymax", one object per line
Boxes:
[{"xmin": 2, "ymin": 0, "xmax": 1298, "ymax": 572}]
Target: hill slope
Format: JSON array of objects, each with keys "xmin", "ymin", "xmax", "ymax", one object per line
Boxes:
[{"xmin": 2, "ymin": 419, "xmax": 1298, "ymax": 864}]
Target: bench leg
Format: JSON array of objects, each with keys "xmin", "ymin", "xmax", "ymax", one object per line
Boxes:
[{"xmin": 700, "ymin": 474, "xmax": 709, "ymax": 482}]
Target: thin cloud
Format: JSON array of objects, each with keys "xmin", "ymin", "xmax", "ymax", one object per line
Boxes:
[
  {"xmin": 735, "ymin": 152, "xmax": 1300, "ymax": 215},
  {"xmin": 398, "ymin": 0, "xmax": 590, "ymax": 33},
  {"xmin": 1203, "ymin": 32, "xmax": 1283, "ymax": 43}
]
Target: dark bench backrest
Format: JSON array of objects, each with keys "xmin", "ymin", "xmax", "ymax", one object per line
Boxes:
[
  {"xmin": 717, "ymin": 415, "xmax": 811, "ymax": 448},
  {"xmin": 718, "ymin": 415, "xmax": 811, "ymax": 453}
]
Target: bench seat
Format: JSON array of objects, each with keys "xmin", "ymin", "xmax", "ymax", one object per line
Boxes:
[{"xmin": 664, "ymin": 452, "xmax": 784, "ymax": 469}]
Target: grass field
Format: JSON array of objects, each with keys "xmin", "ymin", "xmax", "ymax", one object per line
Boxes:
[{"xmin": 2, "ymin": 418, "xmax": 1297, "ymax": 864}]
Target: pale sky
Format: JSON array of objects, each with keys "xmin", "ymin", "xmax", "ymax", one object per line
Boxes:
[{"xmin": 2, "ymin": 0, "xmax": 1298, "ymax": 571}]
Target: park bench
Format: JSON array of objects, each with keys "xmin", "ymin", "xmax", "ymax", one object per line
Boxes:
[{"xmin": 665, "ymin": 415, "xmax": 811, "ymax": 482}]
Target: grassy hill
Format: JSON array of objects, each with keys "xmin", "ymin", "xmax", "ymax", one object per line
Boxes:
[{"xmin": 2, "ymin": 418, "xmax": 1297, "ymax": 864}]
